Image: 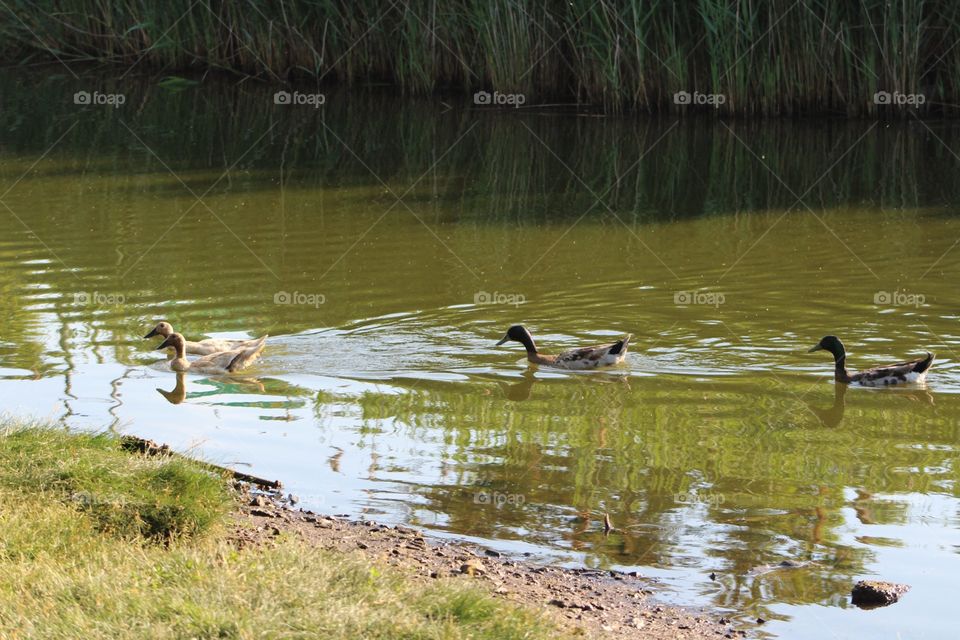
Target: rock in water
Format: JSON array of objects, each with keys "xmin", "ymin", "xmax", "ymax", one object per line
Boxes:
[{"xmin": 851, "ymin": 580, "xmax": 910, "ymax": 607}]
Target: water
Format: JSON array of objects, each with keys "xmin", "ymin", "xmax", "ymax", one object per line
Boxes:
[{"xmin": 2, "ymin": 72, "xmax": 959, "ymax": 639}]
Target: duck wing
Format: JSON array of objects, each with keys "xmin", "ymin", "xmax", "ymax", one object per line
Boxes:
[
  {"xmin": 225, "ymin": 335, "xmax": 268, "ymax": 372},
  {"xmin": 551, "ymin": 335, "xmax": 631, "ymax": 369},
  {"xmin": 186, "ymin": 337, "xmax": 256, "ymax": 356},
  {"xmin": 852, "ymin": 352, "xmax": 934, "ymax": 384},
  {"xmin": 188, "ymin": 336, "xmax": 268, "ymax": 373}
]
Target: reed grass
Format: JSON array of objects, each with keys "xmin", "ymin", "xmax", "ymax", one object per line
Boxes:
[{"xmin": 3, "ymin": 0, "xmax": 960, "ymax": 115}]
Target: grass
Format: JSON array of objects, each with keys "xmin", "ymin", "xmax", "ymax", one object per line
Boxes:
[
  {"xmin": 2, "ymin": 0, "xmax": 960, "ymax": 116},
  {"xmin": 0, "ymin": 418, "xmax": 568, "ymax": 639}
]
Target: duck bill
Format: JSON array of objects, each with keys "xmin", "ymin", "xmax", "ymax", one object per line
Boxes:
[
  {"xmin": 156, "ymin": 336, "xmax": 173, "ymax": 350},
  {"xmin": 144, "ymin": 327, "xmax": 159, "ymax": 339},
  {"xmin": 808, "ymin": 344, "xmax": 824, "ymax": 353},
  {"xmin": 495, "ymin": 334, "xmax": 510, "ymax": 346}
]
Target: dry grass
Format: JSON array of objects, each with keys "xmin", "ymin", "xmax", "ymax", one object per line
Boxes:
[{"xmin": 0, "ymin": 420, "xmax": 568, "ymax": 639}]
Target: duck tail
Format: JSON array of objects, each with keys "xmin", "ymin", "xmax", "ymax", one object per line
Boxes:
[
  {"xmin": 609, "ymin": 334, "xmax": 632, "ymax": 355},
  {"xmin": 914, "ymin": 352, "xmax": 934, "ymax": 374},
  {"xmin": 227, "ymin": 336, "xmax": 268, "ymax": 372}
]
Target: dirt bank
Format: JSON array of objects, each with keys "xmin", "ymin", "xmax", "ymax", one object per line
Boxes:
[{"xmin": 231, "ymin": 487, "xmax": 749, "ymax": 639}]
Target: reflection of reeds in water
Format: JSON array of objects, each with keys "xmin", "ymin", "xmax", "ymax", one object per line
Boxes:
[
  {"xmin": 0, "ymin": 74, "xmax": 952, "ymax": 223},
  {"xmin": 6, "ymin": 1, "xmax": 960, "ymax": 115}
]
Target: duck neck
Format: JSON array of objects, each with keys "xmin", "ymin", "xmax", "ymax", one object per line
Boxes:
[
  {"xmin": 517, "ymin": 333, "xmax": 538, "ymax": 360},
  {"xmin": 829, "ymin": 346, "xmax": 852, "ymax": 383},
  {"xmin": 171, "ymin": 342, "xmax": 190, "ymax": 371}
]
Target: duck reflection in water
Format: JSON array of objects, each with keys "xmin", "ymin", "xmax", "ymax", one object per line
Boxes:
[
  {"xmin": 499, "ymin": 370, "xmax": 537, "ymax": 401},
  {"xmin": 156, "ymin": 372, "xmax": 187, "ymax": 404},
  {"xmin": 806, "ymin": 382, "xmax": 848, "ymax": 428},
  {"xmin": 806, "ymin": 381, "xmax": 934, "ymax": 428},
  {"xmin": 499, "ymin": 369, "xmax": 631, "ymax": 401}
]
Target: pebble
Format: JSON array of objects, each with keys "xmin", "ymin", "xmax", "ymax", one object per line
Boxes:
[{"xmin": 460, "ymin": 558, "xmax": 486, "ymax": 576}]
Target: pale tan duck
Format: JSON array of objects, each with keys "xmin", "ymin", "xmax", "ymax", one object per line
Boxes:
[
  {"xmin": 156, "ymin": 332, "xmax": 267, "ymax": 374},
  {"xmin": 145, "ymin": 321, "xmax": 266, "ymax": 356}
]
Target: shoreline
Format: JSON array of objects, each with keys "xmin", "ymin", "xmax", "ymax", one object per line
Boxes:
[{"xmin": 231, "ymin": 477, "xmax": 748, "ymax": 639}]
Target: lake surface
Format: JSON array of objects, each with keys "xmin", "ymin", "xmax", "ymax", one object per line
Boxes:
[{"xmin": 2, "ymin": 72, "xmax": 959, "ymax": 639}]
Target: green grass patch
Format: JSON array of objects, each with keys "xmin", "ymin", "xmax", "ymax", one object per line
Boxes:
[
  {"xmin": 0, "ymin": 420, "xmax": 229, "ymax": 541},
  {"xmin": 0, "ymin": 420, "xmax": 568, "ymax": 639}
]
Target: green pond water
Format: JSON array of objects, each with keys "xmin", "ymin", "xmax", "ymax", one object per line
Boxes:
[{"xmin": 1, "ymin": 73, "xmax": 959, "ymax": 638}]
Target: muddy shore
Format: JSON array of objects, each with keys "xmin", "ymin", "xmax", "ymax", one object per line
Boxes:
[{"xmin": 231, "ymin": 485, "xmax": 750, "ymax": 639}]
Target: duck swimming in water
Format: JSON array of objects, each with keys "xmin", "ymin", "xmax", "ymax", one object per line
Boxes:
[
  {"xmin": 808, "ymin": 335, "xmax": 934, "ymax": 386},
  {"xmin": 156, "ymin": 332, "xmax": 267, "ymax": 374},
  {"xmin": 145, "ymin": 321, "xmax": 267, "ymax": 356},
  {"xmin": 496, "ymin": 325, "xmax": 631, "ymax": 370}
]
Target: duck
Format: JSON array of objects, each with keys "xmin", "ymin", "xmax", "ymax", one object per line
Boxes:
[
  {"xmin": 495, "ymin": 325, "xmax": 631, "ymax": 370},
  {"xmin": 156, "ymin": 332, "xmax": 267, "ymax": 374},
  {"xmin": 144, "ymin": 321, "xmax": 266, "ymax": 356},
  {"xmin": 808, "ymin": 335, "xmax": 934, "ymax": 386}
]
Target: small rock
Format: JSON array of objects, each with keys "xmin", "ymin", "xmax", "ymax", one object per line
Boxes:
[
  {"xmin": 851, "ymin": 580, "xmax": 910, "ymax": 607},
  {"xmin": 460, "ymin": 558, "xmax": 486, "ymax": 576},
  {"xmin": 250, "ymin": 495, "xmax": 268, "ymax": 507},
  {"xmin": 357, "ymin": 542, "xmax": 369, "ymax": 550},
  {"xmin": 548, "ymin": 599, "xmax": 566, "ymax": 608},
  {"xmin": 484, "ymin": 549, "xmax": 502, "ymax": 558},
  {"xmin": 249, "ymin": 508, "xmax": 275, "ymax": 518},
  {"xmin": 756, "ymin": 617, "xmax": 766, "ymax": 625}
]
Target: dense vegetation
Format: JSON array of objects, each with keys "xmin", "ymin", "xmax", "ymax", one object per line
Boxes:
[{"xmin": 3, "ymin": 0, "xmax": 959, "ymax": 115}]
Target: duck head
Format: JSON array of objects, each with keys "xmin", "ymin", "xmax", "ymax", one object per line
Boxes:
[
  {"xmin": 144, "ymin": 321, "xmax": 174, "ymax": 340},
  {"xmin": 496, "ymin": 325, "xmax": 537, "ymax": 353},
  {"xmin": 808, "ymin": 335, "xmax": 846, "ymax": 360},
  {"xmin": 156, "ymin": 332, "xmax": 186, "ymax": 355}
]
